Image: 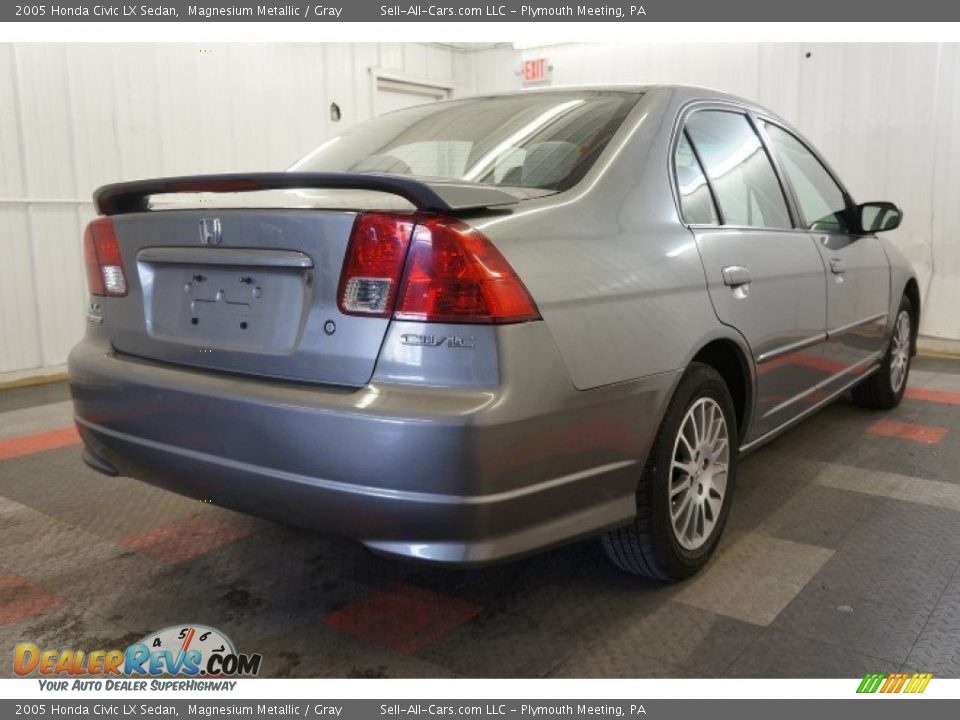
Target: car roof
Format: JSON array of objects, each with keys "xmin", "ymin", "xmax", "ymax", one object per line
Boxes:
[
  {"xmin": 469, "ymin": 83, "xmax": 796, "ymax": 126},
  {"xmin": 449, "ymin": 83, "xmax": 776, "ymax": 117},
  {"xmin": 459, "ymin": 83, "xmax": 741, "ymax": 101}
]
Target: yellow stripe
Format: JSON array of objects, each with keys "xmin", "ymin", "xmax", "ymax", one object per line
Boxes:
[
  {"xmin": 917, "ymin": 348, "xmax": 960, "ymax": 360},
  {"xmin": 917, "ymin": 673, "xmax": 933, "ymax": 693},
  {"xmin": 0, "ymin": 371, "xmax": 68, "ymax": 390}
]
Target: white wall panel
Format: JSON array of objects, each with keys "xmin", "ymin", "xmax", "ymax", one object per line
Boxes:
[
  {"xmin": 0, "ymin": 42, "xmax": 459, "ymax": 376},
  {"xmin": 0, "ymin": 208, "xmax": 42, "ymax": 372},
  {"xmin": 0, "ymin": 46, "xmax": 27, "ymax": 198},
  {"xmin": 464, "ymin": 42, "xmax": 960, "ymax": 341},
  {"xmin": 378, "ymin": 44, "xmax": 405, "ymax": 72},
  {"xmin": 927, "ymin": 43, "xmax": 960, "ymax": 342},
  {"xmin": 402, "ymin": 44, "xmax": 429, "ymax": 77},
  {"xmin": 781, "ymin": 44, "xmax": 940, "ymax": 322},
  {"xmin": 15, "ymin": 44, "xmax": 78, "ymax": 199},
  {"xmin": 28, "ymin": 206, "xmax": 87, "ymax": 365},
  {"xmin": 351, "ymin": 44, "xmax": 381, "ymax": 120},
  {"xmin": 3, "ymin": 42, "xmax": 958, "ymax": 378},
  {"xmin": 66, "ymin": 45, "xmax": 129, "ymax": 194},
  {"xmin": 425, "ymin": 44, "xmax": 455, "ymax": 81}
]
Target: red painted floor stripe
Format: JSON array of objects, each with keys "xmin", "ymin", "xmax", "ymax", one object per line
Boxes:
[
  {"xmin": 0, "ymin": 426, "xmax": 80, "ymax": 461},
  {"xmin": 866, "ymin": 418, "xmax": 948, "ymax": 444},
  {"xmin": 0, "ymin": 574, "xmax": 63, "ymax": 626},
  {"xmin": 905, "ymin": 387, "xmax": 960, "ymax": 405},
  {"xmin": 121, "ymin": 514, "xmax": 251, "ymax": 563},
  {"xmin": 325, "ymin": 582, "xmax": 482, "ymax": 655}
]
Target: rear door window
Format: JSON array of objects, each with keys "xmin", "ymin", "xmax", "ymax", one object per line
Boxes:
[
  {"xmin": 763, "ymin": 122, "xmax": 851, "ymax": 233},
  {"xmin": 684, "ymin": 110, "xmax": 792, "ymax": 230}
]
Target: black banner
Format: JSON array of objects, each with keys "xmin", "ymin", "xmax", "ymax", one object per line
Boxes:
[{"xmin": 4, "ymin": 0, "xmax": 960, "ymax": 22}]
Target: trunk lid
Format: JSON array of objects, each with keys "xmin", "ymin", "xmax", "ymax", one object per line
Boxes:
[
  {"xmin": 108, "ymin": 208, "xmax": 385, "ymax": 387},
  {"xmin": 92, "ymin": 173, "xmax": 528, "ymax": 387}
]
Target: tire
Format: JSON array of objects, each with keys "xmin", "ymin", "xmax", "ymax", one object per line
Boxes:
[
  {"xmin": 602, "ymin": 362, "xmax": 738, "ymax": 581},
  {"xmin": 851, "ymin": 295, "xmax": 913, "ymax": 410}
]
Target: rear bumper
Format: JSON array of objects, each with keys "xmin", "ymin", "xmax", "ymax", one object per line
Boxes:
[{"xmin": 68, "ymin": 329, "xmax": 678, "ymax": 564}]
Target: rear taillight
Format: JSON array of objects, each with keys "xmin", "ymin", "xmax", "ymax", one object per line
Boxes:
[
  {"xmin": 83, "ymin": 218, "xmax": 127, "ymax": 297},
  {"xmin": 338, "ymin": 213, "xmax": 539, "ymax": 324},
  {"xmin": 394, "ymin": 217, "xmax": 540, "ymax": 324}
]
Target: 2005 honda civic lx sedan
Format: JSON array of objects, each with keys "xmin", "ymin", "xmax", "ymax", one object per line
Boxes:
[{"xmin": 70, "ymin": 85, "xmax": 918, "ymax": 580}]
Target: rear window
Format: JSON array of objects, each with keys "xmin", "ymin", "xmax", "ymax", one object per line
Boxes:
[{"xmin": 291, "ymin": 91, "xmax": 642, "ymax": 192}]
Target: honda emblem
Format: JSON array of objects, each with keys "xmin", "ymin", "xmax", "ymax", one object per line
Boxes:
[{"xmin": 199, "ymin": 218, "xmax": 222, "ymax": 245}]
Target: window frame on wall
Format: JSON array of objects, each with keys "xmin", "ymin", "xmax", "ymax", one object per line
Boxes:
[{"xmin": 368, "ymin": 67, "xmax": 454, "ymax": 117}]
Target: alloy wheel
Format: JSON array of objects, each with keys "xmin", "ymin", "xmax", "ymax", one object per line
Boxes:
[
  {"xmin": 890, "ymin": 310, "xmax": 911, "ymax": 393},
  {"xmin": 669, "ymin": 397, "xmax": 730, "ymax": 551}
]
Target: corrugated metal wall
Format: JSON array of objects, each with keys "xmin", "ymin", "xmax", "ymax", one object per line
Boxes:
[
  {"xmin": 0, "ymin": 42, "xmax": 464, "ymax": 379},
  {"xmin": 460, "ymin": 42, "xmax": 960, "ymax": 345}
]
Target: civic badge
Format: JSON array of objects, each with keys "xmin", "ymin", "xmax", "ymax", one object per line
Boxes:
[{"xmin": 199, "ymin": 218, "xmax": 222, "ymax": 245}]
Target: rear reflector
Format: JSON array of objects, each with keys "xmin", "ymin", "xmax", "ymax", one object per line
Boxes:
[
  {"xmin": 83, "ymin": 218, "xmax": 128, "ymax": 297},
  {"xmin": 338, "ymin": 212, "xmax": 539, "ymax": 324}
]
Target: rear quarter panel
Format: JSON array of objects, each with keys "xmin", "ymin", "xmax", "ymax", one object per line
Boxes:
[{"xmin": 474, "ymin": 88, "xmax": 728, "ymax": 391}]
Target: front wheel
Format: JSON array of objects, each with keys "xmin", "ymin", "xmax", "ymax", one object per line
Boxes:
[
  {"xmin": 602, "ymin": 363, "xmax": 738, "ymax": 581},
  {"xmin": 851, "ymin": 295, "xmax": 913, "ymax": 410}
]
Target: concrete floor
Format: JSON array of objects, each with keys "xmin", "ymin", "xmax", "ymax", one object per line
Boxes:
[{"xmin": 1, "ymin": 357, "xmax": 959, "ymax": 678}]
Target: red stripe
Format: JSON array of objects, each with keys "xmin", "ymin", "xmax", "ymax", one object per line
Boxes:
[
  {"xmin": 0, "ymin": 574, "xmax": 63, "ymax": 626},
  {"xmin": 866, "ymin": 418, "xmax": 948, "ymax": 444},
  {"xmin": 905, "ymin": 387, "xmax": 960, "ymax": 405},
  {"xmin": 325, "ymin": 582, "xmax": 482, "ymax": 655},
  {"xmin": 0, "ymin": 426, "xmax": 80, "ymax": 461},
  {"xmin": 122, "ymin": 514, "xmax": 250, "ymax": 563}
]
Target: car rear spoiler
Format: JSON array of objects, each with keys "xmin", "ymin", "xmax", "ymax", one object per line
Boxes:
[{"xmin": 93, "ymin": 172, "xmax": 521, "ymax": 216}]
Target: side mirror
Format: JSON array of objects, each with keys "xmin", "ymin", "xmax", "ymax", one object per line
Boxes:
[{"xmin": 858, "ymin": 201, "xmax": 902, "ymax": 233}]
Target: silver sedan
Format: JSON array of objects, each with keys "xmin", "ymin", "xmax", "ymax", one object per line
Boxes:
[{"xmin": 70, "ymin": 85, "xmax": 917, "ymax": 579}]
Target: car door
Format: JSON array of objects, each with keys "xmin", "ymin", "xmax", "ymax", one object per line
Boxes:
[
  {"xmin": 761, "ymin": 121, "xmax": 890, "ymax": 385},
  {"xmin": 678, "ymin": 108, "xmax": 831, "ymax": 443}
]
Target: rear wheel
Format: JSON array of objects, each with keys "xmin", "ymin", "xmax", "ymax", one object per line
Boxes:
[
  {"xmin": 851, "ymin": 295, "xmax": 913, "ymax": 410},
  {"xmin": 602, "ymin": 363, "xmax": 738, "ymax": 581}
]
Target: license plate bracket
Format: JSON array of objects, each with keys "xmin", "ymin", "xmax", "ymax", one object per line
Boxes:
[{"xmin": 139, "ymin": 261, "xmax": 310, "ymax": 354}]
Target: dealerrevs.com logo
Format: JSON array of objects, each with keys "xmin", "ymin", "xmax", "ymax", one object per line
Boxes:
[{"xmin": 14, "ymin": 624, "xmax": 262, "ymax": 688}]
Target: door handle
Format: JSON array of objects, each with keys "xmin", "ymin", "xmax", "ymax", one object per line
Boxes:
[
  {"xmin": 829, "ymin": 257, "xmax": 846, "ymax": 274},
  {"xmin": 721, "ymin": 265, "xmax": 751, "ymax": 287}
]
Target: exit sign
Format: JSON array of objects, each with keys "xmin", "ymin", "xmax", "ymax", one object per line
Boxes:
[{"xmin": 521, "ymin": 58, "xmax": 550, "ymax": 85}]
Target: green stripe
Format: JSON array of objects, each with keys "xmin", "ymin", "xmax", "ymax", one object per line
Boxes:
[{"xmin": 857, "ymin": 673, "xmax": 886, "ymax": 693}]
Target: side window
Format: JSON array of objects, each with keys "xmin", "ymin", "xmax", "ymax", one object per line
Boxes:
[
  {"xmin": 685, "ymin": 110, "xmax": 792, "ymax": 230},
  {"xmin": 674, "ymin": 132, "xmax": 719, "ymax": 224},
  {"xmin": 763, "ymin": 123, "xmax": 850, "ymax": 233}
]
